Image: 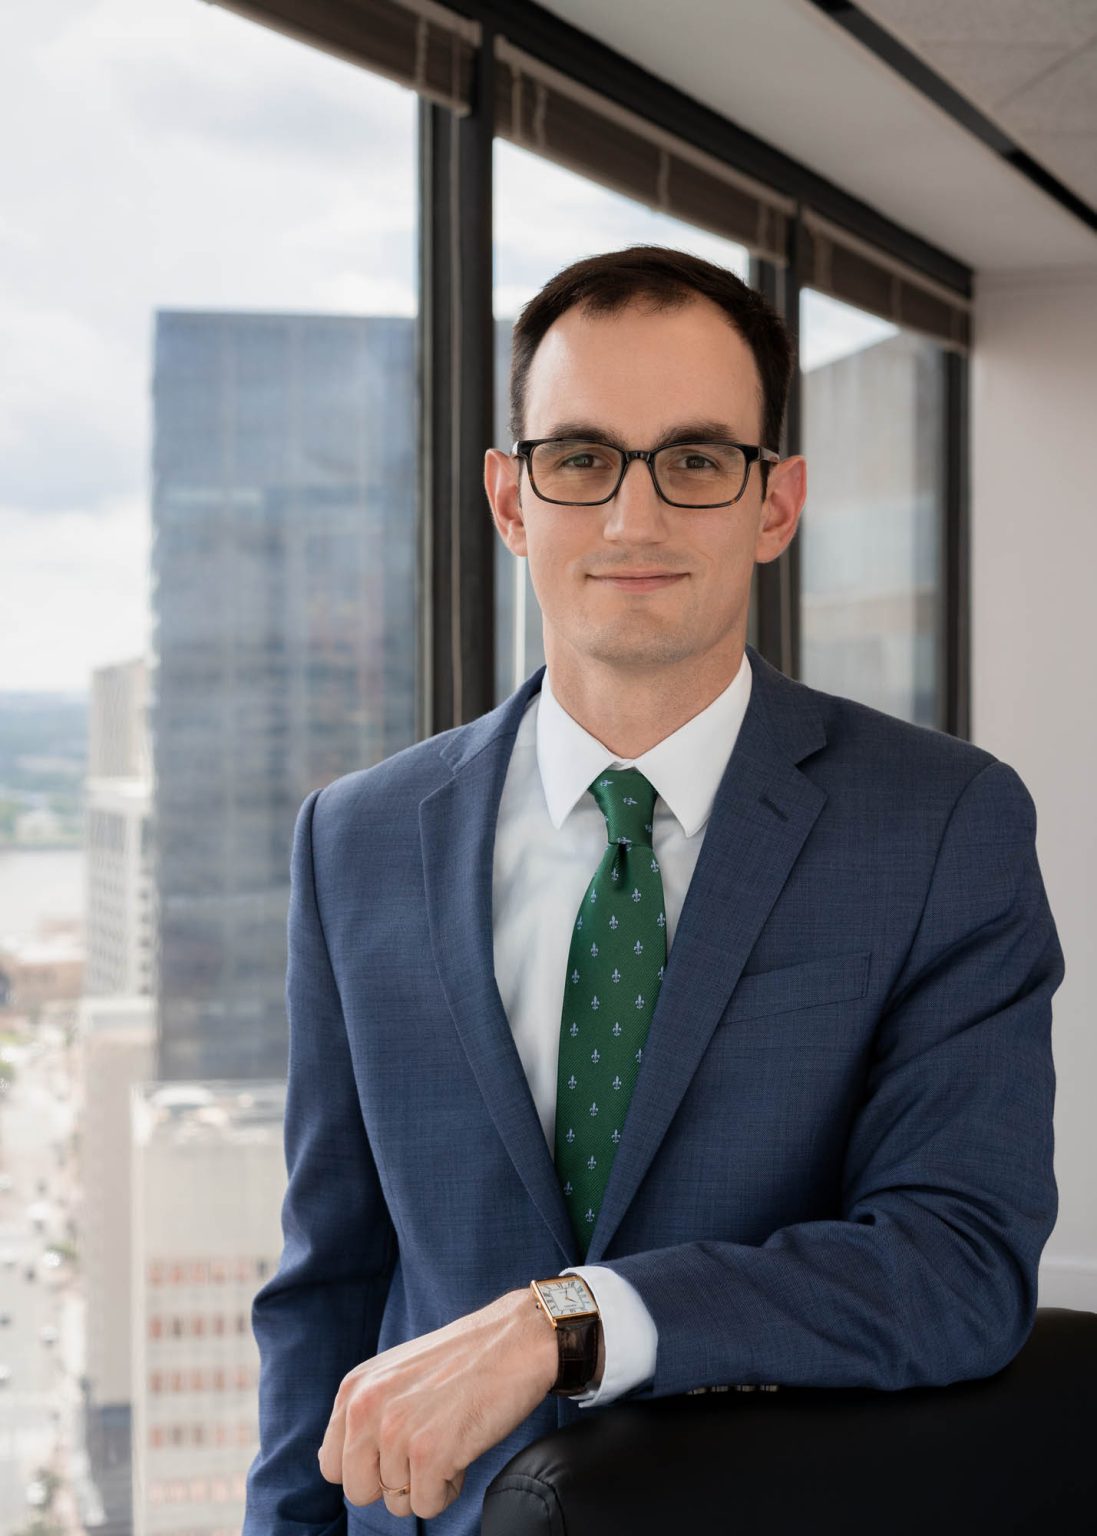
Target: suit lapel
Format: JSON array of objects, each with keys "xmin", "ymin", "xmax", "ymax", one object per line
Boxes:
[
  {"xmin": 586, "ymin": 648, "xmax": 828, "ymax": 1259},
  {"xmin": 419, "ymin": 646, "xmax": 828, "ymax": 1266},
  {"xmin": 419, "ymin": 671, "xmax": 580, "ymax": 1265}
]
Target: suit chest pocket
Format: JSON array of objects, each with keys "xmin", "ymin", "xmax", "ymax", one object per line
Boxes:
[{"xmin": 720, "ymin": 950, "xmax": 871, "ymax": 1025}]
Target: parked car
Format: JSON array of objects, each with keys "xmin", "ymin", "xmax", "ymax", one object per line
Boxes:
[
  {"xmin": 0, "ymin": 1364, "xmax": 11, "ymax": 1384},
  {"xmin": 0, "ymin": 1313, "xmax": 11, "ymax": 1326},
  {"xmin": 25, "ymin": 1479, "xmax": 47, "ymax": 1506},
  {"xmin": 41, "ymin": 1250, "xmax": 63, "ymax": 1270},
  {"xmin": 39, "ymin": 1325, "xmax": 58, "ymax": 1345}
]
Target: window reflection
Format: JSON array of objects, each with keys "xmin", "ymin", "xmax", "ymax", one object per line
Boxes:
[{"xmin": 799, "ymin": 288, "xmax": 944, "ymax": 725}]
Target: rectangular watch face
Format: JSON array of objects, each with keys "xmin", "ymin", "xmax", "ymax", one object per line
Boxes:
[{"xmin": 535, "ymin": 1276, "xmax": 597, "ymax": 1318}]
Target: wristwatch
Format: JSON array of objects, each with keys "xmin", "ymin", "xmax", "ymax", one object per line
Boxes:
[{"xmin": 529, "ymin": 1275, "xmax": 602, "ymax": 1396}]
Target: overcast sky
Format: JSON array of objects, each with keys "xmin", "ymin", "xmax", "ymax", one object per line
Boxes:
[{"xmin": 0, "ymin": 0, "xmax": 890, "ymax": 693}]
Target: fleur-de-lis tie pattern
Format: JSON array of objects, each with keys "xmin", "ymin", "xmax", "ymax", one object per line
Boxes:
[{"xmin": 555, "ymin": 767, "xmax": 667, "ymax": 1256}]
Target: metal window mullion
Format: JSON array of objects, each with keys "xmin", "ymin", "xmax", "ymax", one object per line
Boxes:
[
  {"xmin": 782, "ymin": 215, "xmax": 804, "ymax": 685},
  {"xmin": 453, "ymin": 20, "xmax": 496, "ymax": 726},
  {"xmin": 748, "ymin": 253, "xmax": 780, "ymax": 673},
  {"xmin": 942, "ymin": 348, "xmax": 970, "ymax": 740},
  {"xmin": 417, "ymin": 97, "xmax": 448, "ymax": 744},
  {"xmin": 749, "ymin": 226, "xmax": 801, "ymax": 682},
  {"xmin": 417, "ymin": 36, "xmax": 496, "ymax": 739}
]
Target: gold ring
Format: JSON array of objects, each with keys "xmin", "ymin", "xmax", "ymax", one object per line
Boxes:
[{"xmin": 379, "ymin": 1477, "xmax": 411, "ymax": 1496}]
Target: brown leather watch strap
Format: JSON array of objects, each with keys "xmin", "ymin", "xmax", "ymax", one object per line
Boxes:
[{"xmin": 548, "ymin": 1313, "xmax": 601, "ymax": 1396}]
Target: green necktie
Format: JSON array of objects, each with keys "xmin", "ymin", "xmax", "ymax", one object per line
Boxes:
[{"xmin": 554, "ymin": 767, "xmax": 667, "ymax": 1256}]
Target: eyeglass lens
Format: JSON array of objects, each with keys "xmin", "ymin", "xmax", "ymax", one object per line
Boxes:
[{"xmin": 528, "ymin": 440, "xmax": 748, "ymax": 505}]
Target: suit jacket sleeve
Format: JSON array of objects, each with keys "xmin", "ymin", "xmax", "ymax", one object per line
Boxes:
[
  {"xmin": 244, "ymin": 787, "xmax": 398, "ymax": 1535},
  {"xmin": 597, "ymin": 759, "xmax": 1065, "ymax": 1398}
]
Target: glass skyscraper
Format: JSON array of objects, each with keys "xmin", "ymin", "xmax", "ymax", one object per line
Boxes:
[{"xmin": 150, "ymin": 311, "xmax": 416, "ymax": 1081}]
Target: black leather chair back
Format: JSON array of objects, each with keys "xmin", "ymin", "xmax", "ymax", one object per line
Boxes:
[{"xmin": 483, "ymin": 1307, "xmax": 1097, "ymax": 1534}]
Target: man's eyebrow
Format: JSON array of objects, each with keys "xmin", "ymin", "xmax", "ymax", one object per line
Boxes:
[{"xmin": 539, "ymin": 419, "xmax": 748, "ymax": 448}]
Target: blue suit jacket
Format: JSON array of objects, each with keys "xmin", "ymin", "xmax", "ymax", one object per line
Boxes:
[{"xmin": 244, "ymin": 643, "xmax": 1065, "ymax": 1536}]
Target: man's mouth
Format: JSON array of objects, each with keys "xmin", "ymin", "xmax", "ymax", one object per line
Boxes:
[{"xmin": 593, "ymin": 572, "xmax": 686, "ymax": 591}]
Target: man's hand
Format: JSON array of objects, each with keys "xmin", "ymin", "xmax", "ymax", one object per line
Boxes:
[{"xmin": 316, "ymin": 1287, "xmax": 560, "ymax": 1520}]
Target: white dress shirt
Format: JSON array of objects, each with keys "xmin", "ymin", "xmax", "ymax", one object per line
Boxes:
[{"xmin": 491, "ymin": 649, "xmax": 753, "ymax": 1405}]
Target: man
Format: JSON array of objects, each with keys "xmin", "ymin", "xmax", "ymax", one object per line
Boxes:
[{"xmin": 244, "ymin": 246, "xmax": 1065, "ymax": 1535}]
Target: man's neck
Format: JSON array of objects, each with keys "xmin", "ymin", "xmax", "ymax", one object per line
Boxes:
[{"xmin": 545, "ymin": 643, "xmax": 745, "ymax": 760}]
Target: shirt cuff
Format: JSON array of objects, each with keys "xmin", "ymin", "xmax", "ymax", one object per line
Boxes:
[{"xmin": 560, "ymin": 1263, "xmax": 658, "ymax": 1407}]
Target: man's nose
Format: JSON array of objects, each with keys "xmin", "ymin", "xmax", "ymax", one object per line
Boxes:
[{"xmin": 601, "ymin": 457, "xmax": 669, "ymax": 534}]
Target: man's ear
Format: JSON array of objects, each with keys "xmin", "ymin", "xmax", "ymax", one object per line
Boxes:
[
  {"xmin": 485, "ymin": 448, "xmax": 529, "ymax": 558},
  {"xmin": 755, "ymin": 454, "xmax": 806, "ymax": 566}
]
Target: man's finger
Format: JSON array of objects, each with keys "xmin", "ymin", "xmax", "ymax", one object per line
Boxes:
[
  {"xmin": 396, "ymin": 1458, "xmax": 465, "ymax": 1521},
  {"xmin": 378, "ymin": 1455, "xmax": 413, "ymax": 1514},
  {"xmin": 316, "ymin": 1407, "xmax": 346, "ymax": 1484}
]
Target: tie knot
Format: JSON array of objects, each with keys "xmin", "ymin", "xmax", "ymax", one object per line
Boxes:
[{"xmin": 588, "ymin": 768, "xmax": 658, "ymax": 849}]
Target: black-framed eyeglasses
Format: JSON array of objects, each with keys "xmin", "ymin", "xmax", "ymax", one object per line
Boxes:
[{"xmin": 511, "ymin": 437, "xmax": 780, "ymax": 508}]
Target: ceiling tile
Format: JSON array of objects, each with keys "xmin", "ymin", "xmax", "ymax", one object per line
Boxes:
[
  {"xmin": 1019, "ymin": 129, "xmax": 1097, "ymax": 202},
  {"xmin": 908, "ymin": 40, "xmax": 1074, "ymax": 107},
  {"xmin": 849, "ymin": 1, "xmax": 1097, "ymax": 233},
  {"xmin": 999, "ymin": 40, "xmax": 1097, "ymax": 131},
  {"xmin": 860, "ymin": 0, "xmax": 1097, "ymax": 49}
]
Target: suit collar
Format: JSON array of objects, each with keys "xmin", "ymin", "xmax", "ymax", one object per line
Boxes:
[{"xmin": 424, "ymin": 644, "xmax": 828, "ymax": 1264}]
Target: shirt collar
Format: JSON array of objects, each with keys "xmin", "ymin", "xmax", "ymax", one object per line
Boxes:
[{"xmin": 536, "ymin": 650, "xmax": 753, "ymax": 838}]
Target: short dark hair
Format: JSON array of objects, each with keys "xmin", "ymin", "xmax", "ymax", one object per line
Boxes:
[{"xmin": 507, "ymin": 244, "xmax": 795, "ymax": 498}]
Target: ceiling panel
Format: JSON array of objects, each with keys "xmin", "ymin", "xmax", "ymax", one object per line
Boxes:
[
  {"xmin": 915, "ymin": 41, "xmax": 1075, "ymax": 105},
  {"xmin": 859, "ymin": 0, "xmax": 1097, "ymax": 49},
  {"xmin": 1004, "ymin": 41, "xmax": 1097, "ymax": 129},
  {"xmin": 859, "ymin": 0, "xmax": 1097, "ymax": 210}
]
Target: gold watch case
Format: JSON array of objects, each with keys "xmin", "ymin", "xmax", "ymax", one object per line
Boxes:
[{"xmin": 529, "ymin": 1275, "xmax": 600, "ymax": 1325}]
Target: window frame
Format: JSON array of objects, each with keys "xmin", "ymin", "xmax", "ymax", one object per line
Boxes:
[{"xmin": 423, "ymin": 0, "xmax": 970, "ymax": 735}]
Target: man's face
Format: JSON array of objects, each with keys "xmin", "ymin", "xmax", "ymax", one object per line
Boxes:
[{"xmin": 484, "ymin": 294, "xmax": 804, "ymax": 676}]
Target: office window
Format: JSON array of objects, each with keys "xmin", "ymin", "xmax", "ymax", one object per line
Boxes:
[
  {"xmin": 798, "ymin": 288, "xmax": 945, "ymax": 725},
  {"xmin": 493, "ymin": 139, "xmax": 752, "ymax": 704},
  {"xmin": 0, "ymin": 3, "xmax": 418, "ymax": 1531}
]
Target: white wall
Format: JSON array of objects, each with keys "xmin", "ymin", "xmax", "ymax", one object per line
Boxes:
[{"xmin": 971, "ymin": 264, "xmax": 1097, "ymax": 1309}]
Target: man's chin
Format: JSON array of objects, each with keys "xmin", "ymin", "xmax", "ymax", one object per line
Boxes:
[{"xmin": 573, "ymin": 634, "xmax": 696, "ymax": 669}]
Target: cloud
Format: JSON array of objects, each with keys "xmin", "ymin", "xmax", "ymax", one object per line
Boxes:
[
  {"xmin": 38, "ymin": 0, "xmax": 414, "ymax": 179},
  {"xmin": 0, "ymin": 0, "xmax": 418, "ymax": 522},
  {"xmin": 0, "ymin": 0, "xmax": 421, "ymax": 686},
  {"xmin": 0, "ymin": 496, "xmax": 149, "ymax": 692},
  {"xmin": 0, "ymin": 305, "xmax": 145, "ymax": 514}
]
